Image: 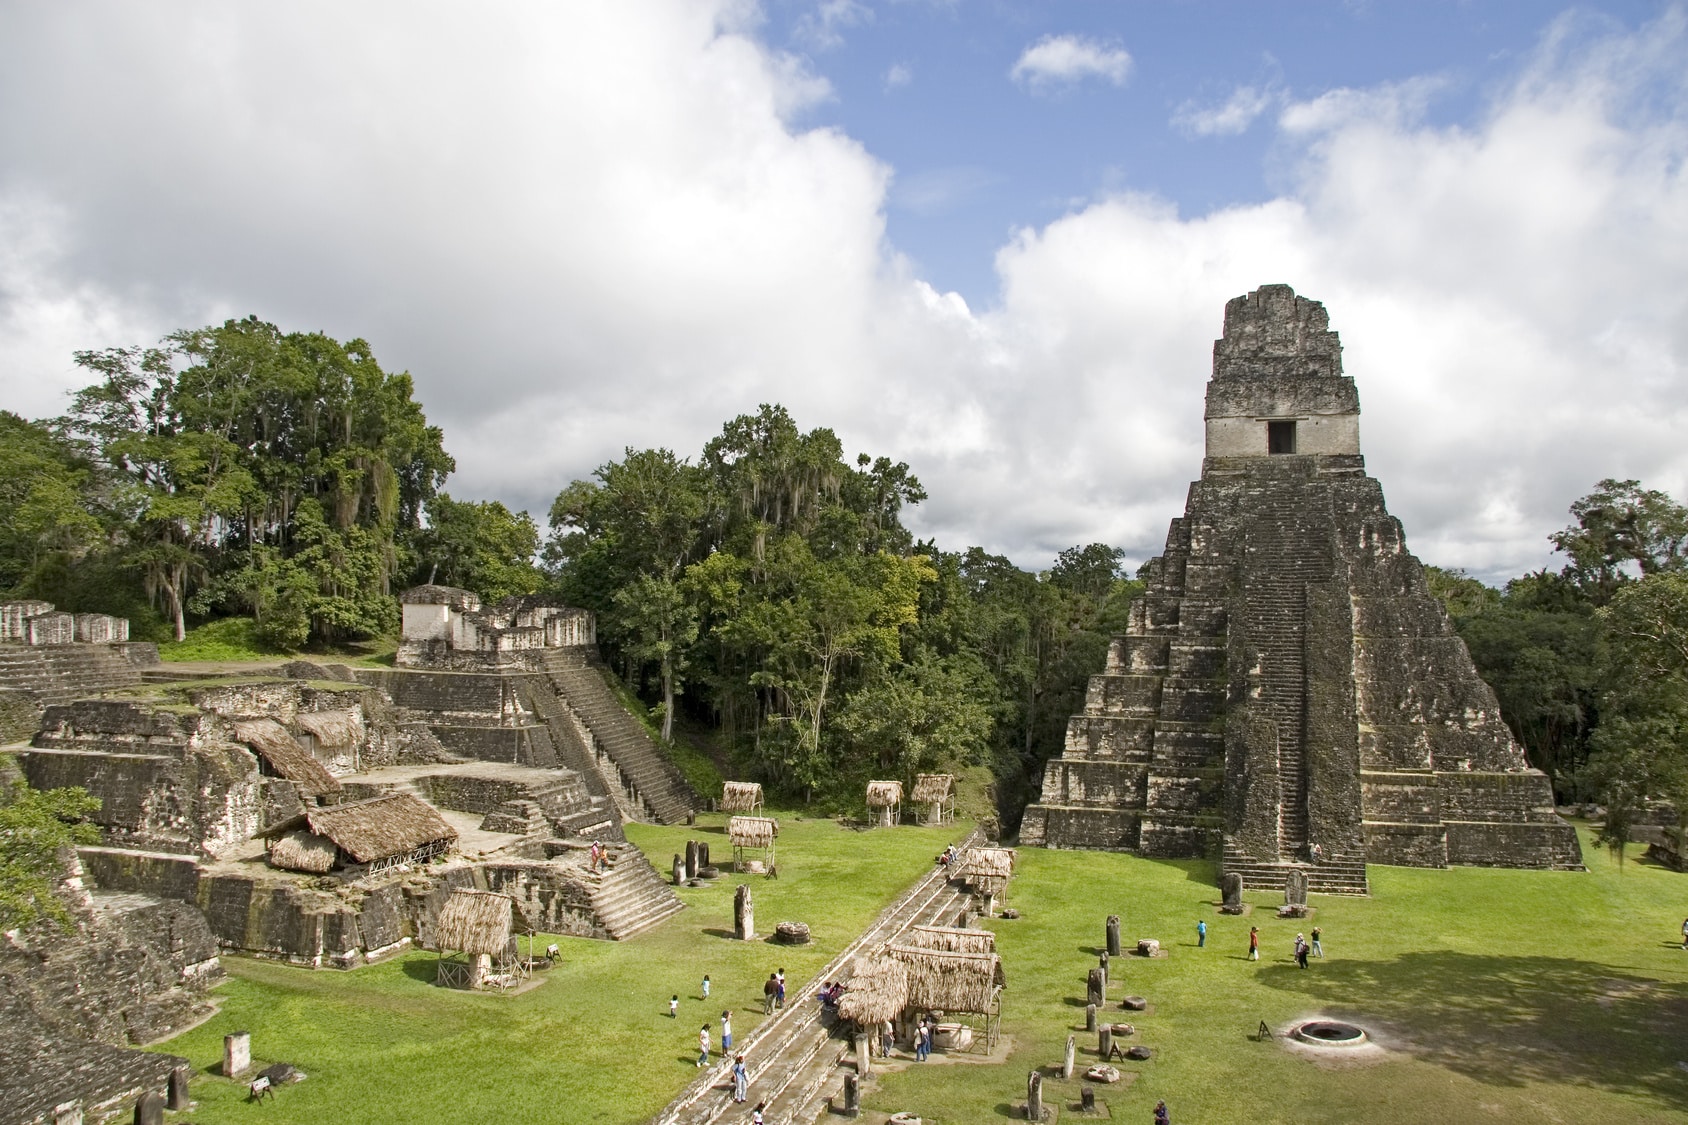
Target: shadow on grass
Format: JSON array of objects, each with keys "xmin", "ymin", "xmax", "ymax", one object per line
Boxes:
[
  {"xmin": 399, "ymin": 959, "xmax": 438, "ymax": 984},
  {"xmin": 1259, "ymin": 951, "xmax": 1688, "ymax": 1107}
]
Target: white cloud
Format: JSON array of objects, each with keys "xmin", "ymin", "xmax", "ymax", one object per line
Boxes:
[
  {"xmin": 1172, "ymin": 84, "xmax": 1279, "ymax": 137},
  {"xmin": 794, "ymin": 0, "xmax": 871, "ymax": 52},
  {"xmin": 1010, "ymin": 34, "xmax": 1132, "ymax": 93},
  {"xmin": 884, "ymin": 63, "xmax": 913, "ymax": 91},
  {"xmin": 0, "ymin": 3, "xmax": 1685, "ymax": 585}
]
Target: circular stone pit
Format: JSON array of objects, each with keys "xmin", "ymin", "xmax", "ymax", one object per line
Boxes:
[{"xmin": 1291, "ymin": 1020, "xmax": 1369, "ymax": 1048}]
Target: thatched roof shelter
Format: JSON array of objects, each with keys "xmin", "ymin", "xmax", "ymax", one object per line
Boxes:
[
  {"xmin": 264, "ymin": 792, "xmax": 457, "ymax": 867},
  {"xmin": 435, "ymin": 890, "xmax": 514, "ymax": 957},
  {"xmin": 729, "ymin": 816, "xmax": 779, "ymax": 847},
  {"xmin": 268, "ymin": 830, "xmax": 337, "ymax": 874},
  {"xmin": 885, "ymin": 945, "xmax": 1005, "ymax": 1014},
  {"xmin": 232, "ymin": 718, "xmax": 341, "ymax": 797},
  {"xmin": 865, "ymin": 780, "xmax": 903, "ymax": 808},
  {"xmin": 295, "ymin": 709, "xmax": 363, "ymax": 748},
  {"xmin": 837, "ymin": 954, "xmax": 910, "ymax": 1026},
  {"xmin": 911, "ymin": 774, "xmax": 954, "ymax": 803},
  {"xmin": 958, "ymin": 847, "xmax": 1016, "ymax": 895},
  {"xmin": 903, "ymin": 925, "xmax": 996, "ymax": 954},
  {"xmin": 720, "ymin": 781, "xmax": 764, "ymax": 813}
]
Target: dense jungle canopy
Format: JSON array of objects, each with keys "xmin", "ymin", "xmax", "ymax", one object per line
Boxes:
[{"xmin": 3, "ymin": 319, "xmax": 1686, "ymax": 839}]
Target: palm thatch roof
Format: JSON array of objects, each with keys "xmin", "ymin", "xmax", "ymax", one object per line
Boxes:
[
  {"xmin": 885, "ymin": 945, "xmax": 1005, "ymax": 1014},
  {"xmin": 911, "ymin": 774, "xmax": 954, "ymax": 803},
  {"xmin": 267, "ymin": 830, "xmax": 337, "ymax": 873},
  {"xmin": 719, "ymin": 781, "xmax": 764, "ymax": 812},
  {"xmin": 434, "ymin": 890, "xmax": 514, "ymax": 956},
  {"xmin": 903, "ymin": 925, "xmax": 996, "ymax": 954},
  {"xmin": 865, "ymin": 780, "xmax": 903, "ymax": 808},
  {"xmin": 265, "ymin": 792, "xmax": 458, "ymax": 864},
  {"xmin": 295, "ymin": 709, "xmax": 364, "ymax": 748},
  {"xmin": 837, "ymin": 954, "xmax": 910, "ymax": 1026},
  {"xmin": 958, "ymin": 847, "xmax": 1016, "ymax": 894},
  {"xmin": 729, "ymin": 815, "xmax": 779, "ymax": 847},
  {"xmin": 232, "ymin": 718, "xmax": 342, "ymax": 797}
]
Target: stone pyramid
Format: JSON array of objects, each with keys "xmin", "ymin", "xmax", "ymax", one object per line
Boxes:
[{"xmin": 1020, "ymin": 285, "xmax": 1582, "ymax": 892}]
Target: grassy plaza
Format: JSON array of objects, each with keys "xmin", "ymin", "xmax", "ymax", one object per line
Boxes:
[{"xmin": 153, "ymin": 822, "xmax": 1688, "ymax": 1124}]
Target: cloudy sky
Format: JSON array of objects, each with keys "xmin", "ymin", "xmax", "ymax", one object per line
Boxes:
[{"xmin": 1, "ymin": 1, "xmax": 1684, "ymax": 583}]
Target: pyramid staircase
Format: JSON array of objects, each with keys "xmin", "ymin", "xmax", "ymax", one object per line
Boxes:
[
  {"xmin": 540, "ymin": 649, "xmax": 697, "ymax": 824},
  {"xmin": 0, "ymin": 644, "xmax": 149, "ymax": 742},
  {"xmin": 583, "ymin": 842, "xmax": 686, "ymax": 939}
]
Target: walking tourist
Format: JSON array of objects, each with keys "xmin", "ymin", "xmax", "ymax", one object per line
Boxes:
[
  {"xmin": 775, "ymin": 967, "xmax": 786, "ymax": 1008},
  {"xmin": 732, "ymin": 1054, "xmax": 749, "ymax": 1103},
  {"xmin": 697, "ymin": 1023, "xmax": 710, "ymax": 1067},
  {"xmin": 1196, "ymin": 919, "xmax": 1206, "ymax": 947},
  {"xmin": 1248, "ymin": 926, "xmax": 1259, "ymax": 961},
  {"xmin": 1681, "ymin": 916, "xmax": 1687, "ymax": 949},
  {"xmin": 1154, "ymin": 1098, "xmax": 1172, "ymax": 1125},
  {"xmin": 721, "ymin": 1010, "xmax": 733, "ymax": 1054},
  {"xmin": 702, "ymin": 973, "xmax": 711, "ymax": 999},
  {"xmin": 880, "ymin": 1018, "xmax": 894, "ymax": 1058},
  {"xmin": 669, "ymin": 994, "xmax": 679, "ymax": 1018},
  {"xmin": 1294, "ymin": 934, "xmax": 1309, "ymax": 969},
  {"xmin": 763, "ymin": 973, "xmax": 778, "ymax": 1015},
  {"xmin": 1310, "ymin": 926, "xmax": 1323, "ymax": 957},
  {"xmin": 752, "ymin": 1102, "xmax": 766, "ymax": 1124}
]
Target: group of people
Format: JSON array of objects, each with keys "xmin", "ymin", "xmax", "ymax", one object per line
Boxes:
[
  {"xmin": 936, "ymin": 844, "xmax": 959, "ymax": 867},
  {"xmin": 694, "ymin": 1010, "xmax": 735, "ymax": 1065},
  {"xmin": 1243, "ymin": 924, "xmax": 1324, "ymax": 963},
  {"xmin": 586, "ymin": 839, "xmax": 607, "ymax": 873},
  {"xmin": 762, "ymin": 968, "xmax": 786, "ymax": 1013}
]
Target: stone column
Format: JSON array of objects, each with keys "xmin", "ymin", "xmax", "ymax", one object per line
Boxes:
[
  {"xmin": 841, "ymin": 1073, "xmax": 860, "ymax": 1116},
  {"xmin": 1099, "ymin": 951, "xmax": 1109, "ymax": 985},
  {"xmin": 673, "ymin": 854, "xmax": 686, "ymax": 886},
  {"xmin": 1062, "ymin": 1034, "xmax": 1076, "ymax": 1080},
  {"xmin": 685, "ymin": 841, "xmax": 700, "ymax": 880},
  {"xmin": 167, "ymin": 1067, "xmax": 190, "ymax": 1110},
  {"xmin": 1081, "ymin": 1087, "xmax": 1096, "ymax": 1112},
  {"xmin": 1221, "ymin": 872, "xmax": 1244, "ymax": 909},
  {"xmin": 854, "ymin": 1032, "xmax": 872, "ymax": 1077},
  {"xmin": 1026, "ymin": 1071, "xmax": 1043, "ymax": 1121},
  {"xmin": 1285, "ymin": 868, "xmax": 1308, "ymax": 906},
  {"xmin": 1098, "ymin": 1025, "xmax": 1113, "ymax": 1059},
  {"xmin": 1086, "ymin": 967, "xmax": 1106, "ymax": 1008},
  {"xmin": 699, "ymin": 842, "xmax": 711, "ymax": 869},
  {"xmin": 134, "ymin": 1093, "xmax": 164, "ymax": 1125},
  {"xmin": 1085, "ymin": 1003, "xmax": 1097, "ymax": 1032},
  {"xmin": 469, "ymin": 952, "xmax": 490, "ymax": 989},
  {"xmin": 735, "ymin": 884, "xmax": 755, "ymax": 941},
  {"xmin": 222, "ymin": 1032, "xmax": 251, "ymax": 1077},
  {"xmin": 1106, "ymin": 914, "xmax": 1121, "ymax": 957}
]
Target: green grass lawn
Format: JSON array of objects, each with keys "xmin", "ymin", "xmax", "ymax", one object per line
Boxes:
[
  {"xmin": 153, "ymin": 813, "xmax": 967, "ymax": 1125},
  {"xmin": 866, "ymin": 825, "xmax": 1688, "ymax": 1125},
  {"xmin": 153, "ymin": 822, "xmax": 1688, "ymax": 1124}
]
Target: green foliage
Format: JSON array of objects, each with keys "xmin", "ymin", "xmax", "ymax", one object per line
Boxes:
[
  {"xmin": 0, "ymin": 769, "xmax": 102, "ymax": 932},
  {"xmin": 0, "ymin": 412, "xmax": 104, "ymax": 596},
  {"xmin": 411, "ymin": 494, "xmax": 543, "ymax": 603},
  {"xmin": 1549, "ymin": 478, "xmax": 1688, "ymax": 605},
  {"xmin": 157, "ymin": 616, "xmax": 281, "ymax": 662},
  {"xmin": 63, "ymin": 318, "xmax": 454, "ymax": 644}
]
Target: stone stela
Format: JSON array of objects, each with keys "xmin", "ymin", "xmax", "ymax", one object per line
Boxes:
[{"xmin": 1021, "ymin": 284, "xmax": 1583, "ymax": 892}]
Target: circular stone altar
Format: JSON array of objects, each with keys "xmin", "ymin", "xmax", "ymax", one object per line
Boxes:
[{"xmin": 1291, "ymin": 1020, "xmax": 1369, "ymax": 1048}]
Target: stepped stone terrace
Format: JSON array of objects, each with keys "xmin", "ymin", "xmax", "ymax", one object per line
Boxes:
[{"xmin": 1020, "ymin": 284, "xmax": 1582, "ymax": 893}]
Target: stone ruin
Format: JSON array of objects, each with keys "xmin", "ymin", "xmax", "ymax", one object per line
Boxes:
[
  {"xmin": 396, "ymin": 585, "xmax": 595, "ymax": 670},
  {"xmin": 1021, "ymin": 285, "xmax": 1583, "ymax": 891},
  {"xmin": 0, "ymin": 599, "xmax": 158, "ymax": 744},
  {"xmin": 381, "ymin": 585, "xmax": 697, "ymax": 825}
]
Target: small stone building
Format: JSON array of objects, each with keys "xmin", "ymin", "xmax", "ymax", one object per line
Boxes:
[
  {"xmin": 397, "ymin": 585, "xmax": 596, "ymax": 670},
  {"xmin": 1021, "ymin": 285, "xmax": 1582, "ymax": 889}
]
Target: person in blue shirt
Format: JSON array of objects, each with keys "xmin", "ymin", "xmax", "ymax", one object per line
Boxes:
[{"xmin": 1196, "ymin": 919, "xmax": 1207, "ymax": 947}]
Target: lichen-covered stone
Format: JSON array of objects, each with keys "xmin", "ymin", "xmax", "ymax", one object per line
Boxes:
[{"xmin": 1025, "ymin": 285, "xmax": 1582, "ymax": 886}]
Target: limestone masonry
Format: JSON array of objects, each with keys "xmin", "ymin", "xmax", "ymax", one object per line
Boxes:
[{"xmin": 1021, "ymin": 284, "xmax": 1583, "ymax": 890}]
